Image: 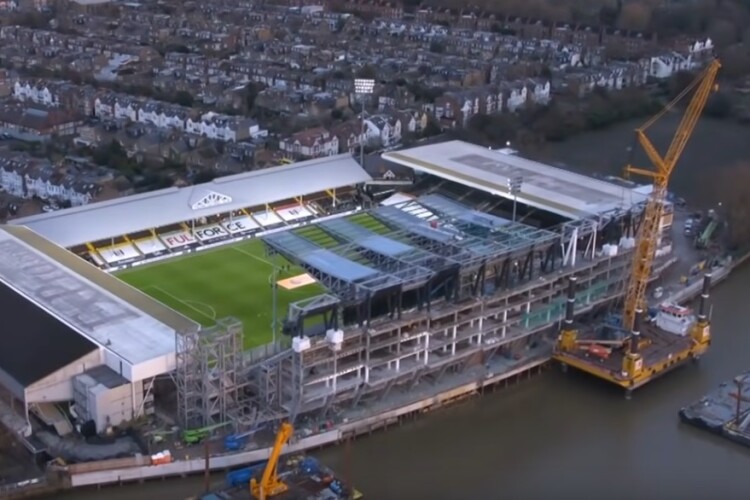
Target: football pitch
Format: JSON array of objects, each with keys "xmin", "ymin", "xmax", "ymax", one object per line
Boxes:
[{"xmin": 116, "ymin": 239, "xmax": 322, "ymax": 349}]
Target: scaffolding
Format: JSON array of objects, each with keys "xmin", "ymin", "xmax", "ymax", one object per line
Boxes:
[
  {"xmin": 243, "ymin": 194, "xmax": 639, "ymax": 423},
  {"xmin": 177, "ymin": 192, "xmax": 648, "ymax": 429},
  {"xmin": 175, "ymin": 317, "xmax": 246, "ymax": 430},
  {"xmin": 246, "ymin": 252, "xmax": 632, "ymax": 420}
]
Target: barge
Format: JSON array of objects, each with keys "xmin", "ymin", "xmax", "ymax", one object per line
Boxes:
[
  {"xmin": 198, "ymin": 423, "xmax": 361, "ymax": 500},
  {"xmin": 680, "ymin": 371, "xmax": 750, "ymax": 448},
  {"xmin": 201, "ymin": 455, "xmax": 362, "ymax": 500},
  {"xmin": 553, "ymin": 274, "xmax": 713, "ymax": 396}
]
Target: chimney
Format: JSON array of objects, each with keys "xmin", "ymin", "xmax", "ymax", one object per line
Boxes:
[
  {"xmin": 630, "ymin": 308, "xmax": 643, "ymax": 354},
  {"xmin": 564, "ymin": 276, "xmax": 577, "ymax": 328},
  {"xmin": 697, "ymin": 273, "xmax": 712, "ymax": 323}
]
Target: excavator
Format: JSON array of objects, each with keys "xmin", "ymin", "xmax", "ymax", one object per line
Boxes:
[{"xmin": 250, "ymin": 421, "xmax": 294, "ymax": 500}]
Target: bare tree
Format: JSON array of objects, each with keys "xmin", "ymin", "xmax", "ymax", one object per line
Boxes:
[
  {"xmin": 715, "ymin": 162, "xmax": 750, "ymax": 250},
  {"xmin": 617, "ymin": 2, "xmax": 651, "ymax": 32}
]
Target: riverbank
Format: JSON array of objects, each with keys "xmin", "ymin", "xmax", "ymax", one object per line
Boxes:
[{"xmin": 18, "ymin": 248, "xmax": 742, "ymax": 498}]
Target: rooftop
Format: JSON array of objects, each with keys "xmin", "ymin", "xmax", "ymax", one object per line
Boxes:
[
  {"xmin": 0, "ymin": 226, "xmax": 198, "ymax": 381},
  {"xmin": 262, "ymin": 193, "xmax": 558, "ymax": 302},
  {"xmin": 0, "ymin": 280, "xmax": 97, "ymax": 390},
  {"xmin": 382, "ymin": 141, "xmax": 651, "ymax": 220},
  {"xmin": 12, "ymin": 155, "xmax": 372, "ymax": 248}
]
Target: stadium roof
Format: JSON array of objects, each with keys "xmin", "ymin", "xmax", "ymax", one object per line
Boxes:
[
  {"xmin": 0, "ymin": 226, "xmax": 199, "ymax": 381},
  {"xmin": 263, "ymin": 194, "xmax": 559, "ymax": 302},
  {"xmin": 382, "ymin": 141, "xmax": 651, "ymax": 220},
  {"xmin": 12, "ymin": 154, "xmax": 372, "ymax": 248},
  {"xmin": 0, "ymin": 280, "xmax": 97, "ymax": 389}
]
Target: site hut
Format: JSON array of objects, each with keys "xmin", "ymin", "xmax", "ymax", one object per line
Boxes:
[
  {"xmin": 238, "ymin": 141, "xmax": 664, "ymax": 423},
  {"xmin": 0, "ymin": 155, "xmax": 371, "ymax": 438}
]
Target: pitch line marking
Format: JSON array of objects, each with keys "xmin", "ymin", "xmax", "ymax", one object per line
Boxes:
[
  {"xmin": 183, "ymin": 299, "xmax": 217, "ymax": 319},
  {"xmin": 148, "ymin": 285, "xmax": 217, "ymax": 323},
  {"xmin": 230, "ymin": 245, "xmax": 274, "ymax": 266}
]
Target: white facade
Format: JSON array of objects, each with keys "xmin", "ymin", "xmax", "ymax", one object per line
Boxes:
[
  {"xmin": 0, "ymin": 165, "xmax": 24, "ymax": 197},
  {"xmin": 137, "ymin": 104, "xmax": 186, "ymax": 130},
  {"xmin": 689, "ymin": 37, "xmax": 713, "ymax": 57},
  {"xmin": 114, "ymin": 100, "xmax": 139, "ymax": 121},
  {"xmin": 0, "ymin": 164, "xmax": 92, "ymax": 205},
  {"xmin": 94, "ymin": 97, "xmax": 115, "ymax": 119},
  {"xmin": 506, "ymin": 85, "xmax": 528, "ymax": 112},
  {"xmin": 528, "ymin": 80, "xmax": 551, "ymax": 105},
  {"xmin": 24, "ymin": 349, "xmax": 103, "ymax": 404},
  {"xmin": 73, "ymin": 368, "xmax": 153, "ymax": 433},
  {"xmin": 647, "ymin": 53, "xmax": 695, "ymax": 80},
  {"xmin": 279, "ymin": 130, "xmax": 340, "ymax": 158},
  {"xmin": 186, "ymin": 116, "xmax": 236, "ymax": 141},
  {"xmin": 13, "ymin": 82, "xmax": 57, "ymax": 107},
  {"xmin": 187, "ymin": 113, "xmax": 265, "ymax": 143},
  {"xmin": 365, "ymin": 116, "xmax": 402, "ymax": 147},
  {"xmin": 25, "ymin": 176, "xmax": 92, "ymax": 205}
]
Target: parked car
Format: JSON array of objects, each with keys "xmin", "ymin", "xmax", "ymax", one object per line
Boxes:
[{"xmin": 684, "ymin": 218, "xmax": 694, "ymax": 236}]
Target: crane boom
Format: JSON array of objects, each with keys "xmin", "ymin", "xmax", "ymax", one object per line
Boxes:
[
  {"xmin": 621, "ymin": 60, "xmax": 720, "ymax": 332},
  {"xmin": 251, "ymin": 422, "xmax": 294, "ymax": 499}
]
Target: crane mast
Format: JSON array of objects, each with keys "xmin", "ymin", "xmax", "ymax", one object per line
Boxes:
[
  {"xmin": 251, "ymin": 422, "xmax": 294, "ymax": 500},
  {"xmin": 621, "ymin": 59, "xmax": 721, "ymax": 332}
]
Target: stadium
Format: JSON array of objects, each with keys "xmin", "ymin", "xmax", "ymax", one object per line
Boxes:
[{"xmin": 0, "ymin": 141, "xmax": 663, "ymax": 445}]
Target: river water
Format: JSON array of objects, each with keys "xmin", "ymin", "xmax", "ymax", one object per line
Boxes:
[{"xmin": 61, "ymin": 116, "xmax": 750, "ymax": 499}]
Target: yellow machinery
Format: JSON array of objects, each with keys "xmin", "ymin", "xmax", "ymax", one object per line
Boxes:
[
  {"xmin": 554, "ymin": 60, "xmax": 720, "ymax": 389},
  {"xmin": 621, "ymin": 59, "xmax": 720, "ymax": 332},
  {"xmin": 251, "ymin": 422, "xmax": 294, "ymax": 500},
  {"xmin": 619, "ymin": 59, "xmax": 720, "ymax": 379}
]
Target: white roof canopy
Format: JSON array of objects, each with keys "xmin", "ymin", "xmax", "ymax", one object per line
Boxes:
[
  {"xmin": 383, "ymin": 141, "xmax": 650, "ymax": 220},
  {"xmin": 13, "ymin": 154, "xmax": 372, "ymax": 247}
]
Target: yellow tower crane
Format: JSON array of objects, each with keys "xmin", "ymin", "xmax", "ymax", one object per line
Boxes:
[
  {"xmin": 250, "ymin": 422, "xmax": 294, "ymax": 500},
  {"xmin": 621, "ymin": 59, "xmax": 721, "ymax": 333}
]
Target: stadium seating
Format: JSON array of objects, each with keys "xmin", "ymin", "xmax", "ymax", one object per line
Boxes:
[
  {"xmin": 78, "ymin": 188, "xmax": 364, "ymax": 271},
  {"xmin": 252, "ymin": 209, "xmax": 283, "ymax": 228},
  {"xmin": 276, "ymin": 204, "xmax": 314, "ymax": 223}
]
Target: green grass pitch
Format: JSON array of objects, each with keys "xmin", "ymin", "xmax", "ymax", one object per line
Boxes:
[{"xmin": 115, "ymin": 239, "xmax": 322, "ymax": 349}]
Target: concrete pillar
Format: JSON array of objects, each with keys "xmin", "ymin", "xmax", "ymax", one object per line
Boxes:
[
  {"xmin": 502, "ymin": 309, "xmax": 508, "ymax": 337},
  {"xmin": 424, "ymin": 334, "xmax": 430, "ymax": 365}
]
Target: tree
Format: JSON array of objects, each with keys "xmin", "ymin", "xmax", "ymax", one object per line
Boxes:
[
  {"xmin": 704, "ymin": 91, "xmax": 733, "ymax": 119},
  {"xmin": 668, "ymin": 70, "xmax": 696, "ymax": 100},
  {"xmin": 617, "ymin": 2, "xmax": 651, "ymax": 32},
  {"xmin": 429, "ymin": 41, "xmax": 446, "ymax": 54},
  {"xmin": 421, "ymin": 116, "xmax": 442, "ymax": 138},
  {"xmin": 599, "ymin": 0, "xmax": 622, "ymax": 28},
  {"xmin": 244, "ymin": 82, "xmax": 265, "ymax": 113},
  {"xmin": 714, "ymin": 162, "xmax": 750, "ymax": 250},
  {"xmin": 707, "ymin": 19, "xmax": 738, "ymax": 48},
  {"xmin": 466, "ymin": 114, "xmax": 519, "ymax": 146},
  {"xmin": 174, "ymin": 90, "xmax": 194, "ymax": 107},
  {"xmin": 719, "ymin": 44, "xmax": 750, "ymax": 79},
  {"xmin": 193, "ymin": 170, "xmax": 218, "ymax": 184},
  {"xmin": 355, "ymin": 64, "xmax": 377, "ymax": 80}
]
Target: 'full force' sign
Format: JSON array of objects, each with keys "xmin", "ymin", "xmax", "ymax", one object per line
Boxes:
[
  {"xmin": 222, "ymin": 216, "xmax": 259, "ymax": 234},
  {"xmin": 160, "ymin": 230, "xmax": 196, "ymax": 249},
  {"xmin": 194, "ymin": 224, "xmax": 229, "ymax": 242}
]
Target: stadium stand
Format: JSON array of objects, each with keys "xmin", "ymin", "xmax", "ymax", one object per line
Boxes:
[
  {"xmin": 12, "ymin": 155, "xmax": 372, "ymax": 270},
  {"xmin": 0, "ymin": 225, "xmax": 199, "ymax": 436}
]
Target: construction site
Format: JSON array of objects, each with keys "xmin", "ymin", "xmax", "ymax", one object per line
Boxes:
[{"xmin": 0, "ymin": 61, "xmax": 731, "ymax": 495}]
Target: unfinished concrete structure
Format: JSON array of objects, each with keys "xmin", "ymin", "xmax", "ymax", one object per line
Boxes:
[
  {"xmin": 240, "ymin": 193, "xmax": 647, "ymax": 425},
  {"xmin": 173, "ymin": 142, "xmax": 663, "ymax": 429}
]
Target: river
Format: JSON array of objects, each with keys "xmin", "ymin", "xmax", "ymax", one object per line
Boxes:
[{"xmin": 60, "ymin": 116, "xmax": 750, "ymax": 499}]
